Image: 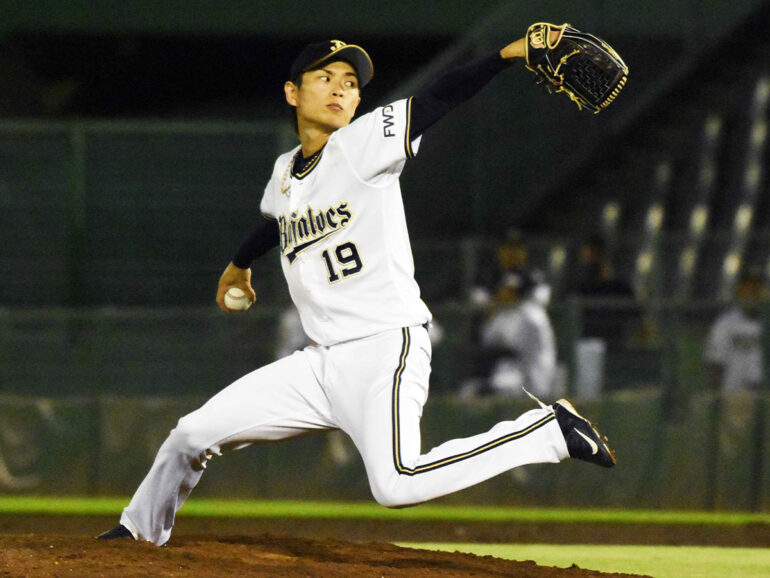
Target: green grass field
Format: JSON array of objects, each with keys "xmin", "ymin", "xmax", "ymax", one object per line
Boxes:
[
  {"xmin": 402, "ymin": 543, "xmax": 770, "ymax": 578},
  {"xmin": 1, "ymin": 497, "xmax": 768, "ymax": 577},
  {"xmin": 1, "ymin": 496, "xmax": 768, "ymax": 526}
]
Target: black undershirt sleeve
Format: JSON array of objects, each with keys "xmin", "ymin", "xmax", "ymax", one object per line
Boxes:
[
  {"xmin": 231, "ymin": 216, "xmax": 280, "ymax": 269},
  {"xmin": 410, "ymin": 50, "xmax": 512, "ymax": 138}
]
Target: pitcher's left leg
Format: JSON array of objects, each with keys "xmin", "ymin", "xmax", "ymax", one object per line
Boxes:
[{"xmin": 329, "ymin": 326, "xmax": 569, "ymax": 508}]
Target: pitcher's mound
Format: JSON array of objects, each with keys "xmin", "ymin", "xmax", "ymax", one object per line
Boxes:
[{"xmin": 1, "ymin": 533, "xmax": 647, "ymax": 577}]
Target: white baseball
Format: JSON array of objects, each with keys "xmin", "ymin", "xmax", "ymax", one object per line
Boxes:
[{"xmin": 224, "ymin": 287, "xmax": 251, "ymax": 311}]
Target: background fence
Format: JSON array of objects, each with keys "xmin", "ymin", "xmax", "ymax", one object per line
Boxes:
[
  {"xmin": 0, "ymin": 121, "xmax": 292, "ymax": 307},
  {"xmin": 1, "ymin": 297, "xmax": 768, "ymax": 510},
  {"xmin": 1, "ymin": 390, "xmax": 767, "ymax": 512}
]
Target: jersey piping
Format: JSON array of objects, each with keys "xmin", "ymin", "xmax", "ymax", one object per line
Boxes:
[
  {"xmin": 391, "ymin": 327, "xmax": 556, "ymax": 476},
  {"xmin": 292, "ymin": 147, "xmax": 325, "ymax": 180},
  {"xmin": 404, "ymin": 97, "xmax": 416, "ymax": 159}
]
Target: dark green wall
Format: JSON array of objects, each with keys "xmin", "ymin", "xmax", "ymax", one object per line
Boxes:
[{"xmin": 2, "ymin": 0, "xmax": 764, "ymax": 38}]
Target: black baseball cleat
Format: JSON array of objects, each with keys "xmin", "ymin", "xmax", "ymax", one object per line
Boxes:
[
  {"xmin": 97, "ymin": 524, "xmax": 135, "ymax": 540},
  {"xmin": 553, "ymin": 399, "xmax": 616, "ymax": 468}
]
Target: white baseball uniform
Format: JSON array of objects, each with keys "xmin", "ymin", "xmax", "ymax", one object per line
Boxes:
[
  {"xmin": 704, "ymin": 306, "xmax": 763, "ymax": 393},
  {"xmin": 118, "ymin": 97, "xmax": 569, "ymax": 545},
  {"xmin": 481, "ymin": 298, "xmax": 558, "ymax": 397}
]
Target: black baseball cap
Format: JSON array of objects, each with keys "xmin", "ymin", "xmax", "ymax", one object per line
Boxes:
[{"xmin": 289, "ymin": 40, "xmax": 374, "ymax": 87}]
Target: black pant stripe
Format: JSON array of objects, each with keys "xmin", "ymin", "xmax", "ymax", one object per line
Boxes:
[
  {"xmin": 391, "ymin": 327, "xmax": 412, "ymax": 474},
  {"xmin": 391, "ymin": 326, "xmax": 556, "ymax": 476}
]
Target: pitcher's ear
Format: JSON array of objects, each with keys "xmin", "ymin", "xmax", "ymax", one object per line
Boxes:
[{"xmin": 284, "ymin": 81, "xmax": 299, "ymax": 107}]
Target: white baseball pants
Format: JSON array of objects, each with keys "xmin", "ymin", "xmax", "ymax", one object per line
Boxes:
[{"xmin": 120, "ymin": 325, "xmax": 569, "ymax": 545}]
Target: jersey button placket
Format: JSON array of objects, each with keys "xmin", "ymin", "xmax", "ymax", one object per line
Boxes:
[{"xmin": 297, "ymin": 256, "xmax": 312, "ymax": 294}]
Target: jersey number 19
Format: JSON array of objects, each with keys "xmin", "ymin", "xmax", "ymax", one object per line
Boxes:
[{"xmin": 321, "ymin": 241, "xmax": 363, "ymax": 283}]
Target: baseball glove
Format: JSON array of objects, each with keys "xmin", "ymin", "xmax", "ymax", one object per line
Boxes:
[{"xmin": 524, "ymin": 22, "xmax": 628, "ymax": 113}]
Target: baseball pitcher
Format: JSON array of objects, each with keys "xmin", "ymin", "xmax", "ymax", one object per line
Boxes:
[{"xmin": 99, "ymin": 24, "xmax": 625, "ymax": 544}]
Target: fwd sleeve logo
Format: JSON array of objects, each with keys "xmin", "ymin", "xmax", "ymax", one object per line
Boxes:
[{"xmin": 382, "ymin": 105, "xmax": 396, "ymax": 137}]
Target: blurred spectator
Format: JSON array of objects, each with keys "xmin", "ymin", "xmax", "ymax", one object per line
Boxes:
[
  {"xmin": 469, "ymin": 229, "xmax": 551, "ymax": 352},
  {"xmin": 470, "ymin": 227, "xmax": 550, "ymax": 308},
  {"xmin": 568, "ymin": 234, "xmax": 645, "ymax": 397},
  {"xmin": 703, "ymin": 269, "xmax": 768, "ymax": 395},
  {"xmin": 570, "ymin": 234, "xmax": 643, "ymax": 345},
  {"xmin": 703, "ymin": 270, "xmax": 768, "ymax": 473},
  {"xmin": 573, "ymin": 234, "xmax": 633, "ymax": 299},
  {"xmin": 461, "ymin": 270, "xmax": 562, "ymax": 399}
]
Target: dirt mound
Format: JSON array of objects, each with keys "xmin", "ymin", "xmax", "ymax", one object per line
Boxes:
[{"xmin": 0, "ymin": 534, "xmax": 647, "ymax": 577}]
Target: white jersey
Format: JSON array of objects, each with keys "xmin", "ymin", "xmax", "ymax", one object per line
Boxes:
[
  {"xmin": 481, "ymin": 299, "xmax": 557, "ymax": 397},
  {"xmin": 703, "ymin": 306, "xmax": 763, "ymax": 393},
  {"xmin": 260, "ymin": 98, "xmax": 432, "ymax": 346}
]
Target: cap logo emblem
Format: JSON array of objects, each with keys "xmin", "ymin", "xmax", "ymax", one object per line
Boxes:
[{"xmin": 330, "ymin": 40, "xmax": 347, "ymax": 52}]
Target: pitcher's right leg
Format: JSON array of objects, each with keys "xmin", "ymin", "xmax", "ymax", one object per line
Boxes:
[{"xmin": 119, "ymin": 348, "xmax": 335, "ymax": 545}]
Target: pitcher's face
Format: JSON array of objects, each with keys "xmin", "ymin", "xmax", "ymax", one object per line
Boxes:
[{"xmin": 286, "ymin": 61, "xmax": 361, "ymax": 133}]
